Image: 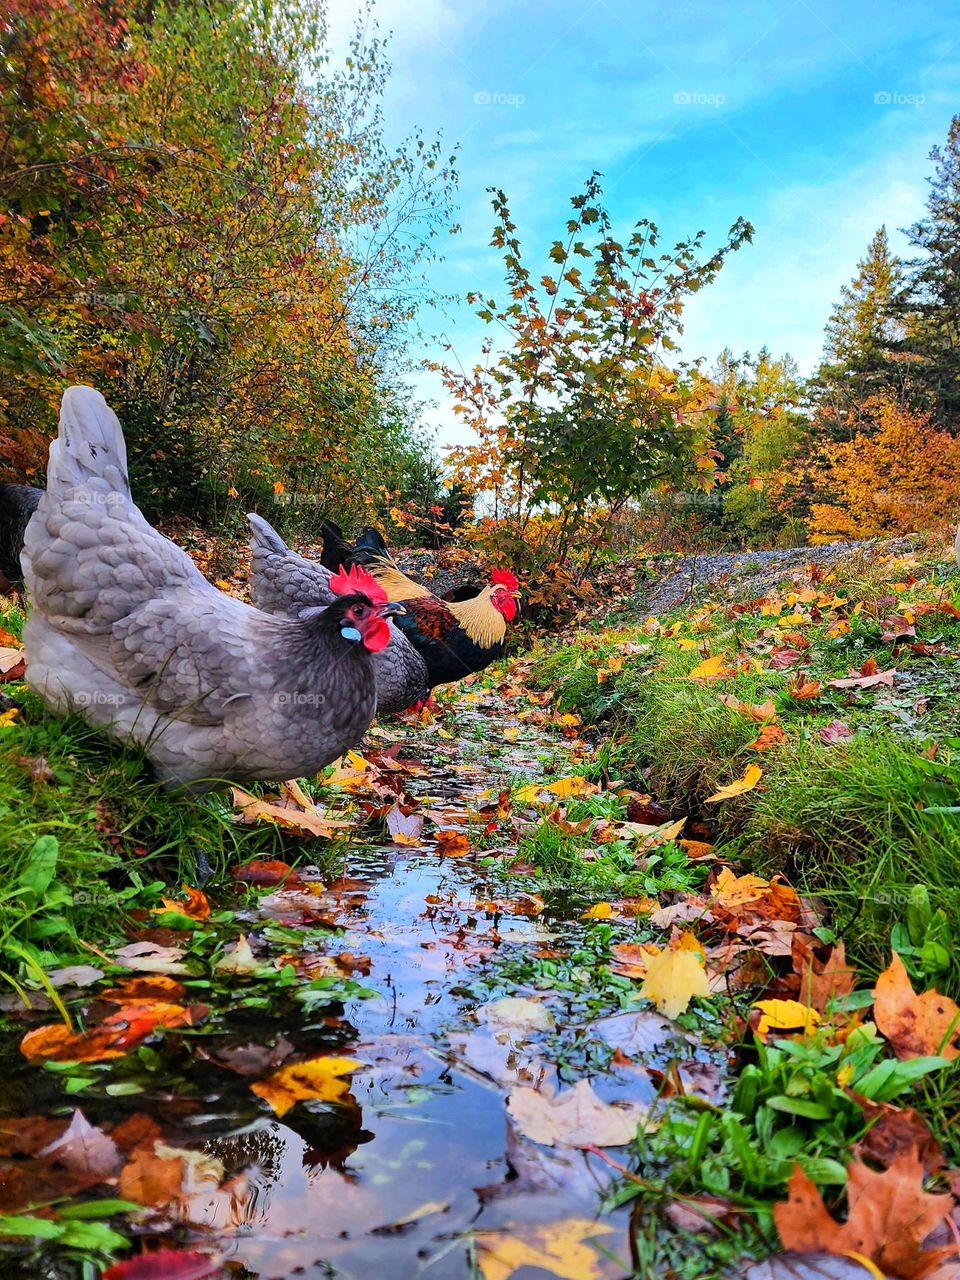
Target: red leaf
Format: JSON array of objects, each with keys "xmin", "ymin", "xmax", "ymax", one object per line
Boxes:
[{"xmin": 103, "ymin": 1250, "xmax": 223, "ymax": 1280}]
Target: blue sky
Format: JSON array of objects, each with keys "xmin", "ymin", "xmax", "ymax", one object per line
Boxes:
[{"xmin": 331, "ymin": 0, "xmax": 960, "ymax": 447}]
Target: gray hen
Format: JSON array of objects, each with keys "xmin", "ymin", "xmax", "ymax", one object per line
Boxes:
[
  {"xmin": 22, "ymin": 386, "xmax": 400, "ymax": 791},
  {"xmin": 247, "ymin": 512, "xmax": 429, "ymax": 715}
]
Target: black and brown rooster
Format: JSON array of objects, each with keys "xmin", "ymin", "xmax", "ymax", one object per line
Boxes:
[{"xmin": 319, "ymin": 520, "xmax": 520, "ymax": 688}]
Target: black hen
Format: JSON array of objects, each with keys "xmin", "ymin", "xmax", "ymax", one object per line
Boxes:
[{"xmin": 0, "ymin": 483, "xmax": 42, "ymax": 590}]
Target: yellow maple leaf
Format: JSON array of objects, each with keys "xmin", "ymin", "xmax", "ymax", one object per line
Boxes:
[
  {"xmin": 251, "ymin": 1055, "xmax": 364, "ymax": 1117},
  {"xmin": 688, "ymin": 654, "xmax": 733, "ymax": 681},
  {"xmin": 515, "ymin": 776, "xmax": 599, "ymax": 803},
  {"xmin": 582, "ymin": 902, "xmax": 613, "ymax": 919},
  {"xmin": 705, "ymin": 764, "xmax": 763, "ymax": 803},
  {"xmin": 711, "ymin": 866, "xmax": 770, "ymax": 909},
  {"xmin": 754, "ymin": 999, "xmax": 820, "ymax": 1040},
  {"xmin": 639, "ymin": 948, "xmax": 711, "ymax": 1019},
  {"xmin": 475, "ymin": 1219, "xmax": 616, "ymax": 1280}
]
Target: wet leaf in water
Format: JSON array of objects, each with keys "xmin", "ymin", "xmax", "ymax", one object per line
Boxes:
[
  {"xmin": 39, "ymin": 1109, "xmax": 121, "ymax": 1177},
  {"xmin": 102, "ymin": 1249, "xmax": 224, "ymax": 1280},
  {"xmin": 21, "ymin": 1001, "xmax": 201, "ymax": 1061},
  {"xmin": 250, "ymin": 1054, "xmax": 364, "ymax": 1117},
  {"xmin": 113, "ymin": 941, "xmax": 189, "ymax": 975},
  {"xmin": 477, "ymin": 997, "xmax": 555, "ymax": 1032},
  {"xmin": 230, "ymin": 859, "xmax": 302, "ymax": 887},
  {"xmin": 507, "ymin": 1079, "xmax": 648, "ymax": 1147},
  {"xmin": 475, "ymin": 1218, "xmax": 617, "ymax": 1280},
  {"xmin": 214, "ymin": 934, "xmax": 258, "ymax": 974}
]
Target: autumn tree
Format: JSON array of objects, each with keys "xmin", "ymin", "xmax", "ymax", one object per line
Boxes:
[
  {"xmin": 0, "ymin": 0, "xmax": 457, "ymax": 526},
  {"xmin": 897, "ymin": 115, "xmax": 960, "ymax": 429},
  {"xmin": 440, "ymin": 174, "xmax": 752, "ymax": 581},
  {"xmin": 807, "ymin": 398, "xmax": 960, "ymax": 540}
]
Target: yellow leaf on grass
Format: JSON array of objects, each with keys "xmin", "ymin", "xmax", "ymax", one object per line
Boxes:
[
  {"xmin": 718, "ymin": 694, "xmax": 778, "ymax": 723},
  {"xmin": 154, "ymin": 885, "xmax": 211, "ymax": 920},
  {"xmin": 515, "ymin": 776, "xmax": 599, "ymax": 803},
  {"xmin": 231, "ymin": 787, "xmax": 352, "ymax": 839},
  {"xmin": 705, "ymin": 764, "xmax": 762, "ymax": 803},
  {"xmin": 754, "ymin": 999, "xmax": 820, "ymax": 1039},
  {"xmin": 476, "ymin": 1219, "xmax": 616, "ymax": 1280},
  {"xmin": 251, "ymin": 1055, "xmax": 364, "ymax": 1117},
  {"xmin": 582, "ymin": 902, "xmax": 614, "ymax": 919},
  {"xmin": 0, "ymin": 707, "xmax": 19, "ymax": 727},
  {"xmin": 639, "ymin": 948, "xmax": 711, "ymax": 1019},
  {"xmin": 688, "ymin": 654, "xmax": 733, "ymax": 681}
]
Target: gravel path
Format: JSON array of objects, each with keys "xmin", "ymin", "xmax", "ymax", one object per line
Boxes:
[{"xmin": 639, "ymin": 536, "xmax": 921, "ymax": 615}]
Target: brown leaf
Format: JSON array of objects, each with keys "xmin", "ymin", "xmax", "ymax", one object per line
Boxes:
[
  {"xmin": 768, "ymin": 647, "xmax": 805, "ymax": 669},
  {"xmin": 774, "ymin": 1150, "xmax": 953, "ymax": 1277},
  {"xmin": 231, "ymin": 859, "xmax": 302, "ymax": 888},
  {"xmin": 39, "ymin": 1108, "xmax": 121, "ymax": 1177},
  {"xmin": 819, "ymin": 721, "xmax": 854, "ymax": 746},
  {"xmin": 829, "ymin": 666, "xmax": 897, "ymax": 690},
  {"xmin": 874, "ymin": 953, "xmax": 960, "ymax": 1061},
  {"xmin": 506, "ymin": 1078, "xmax": 647, "ymax": 1147},
  {"xmin": 750, "ymin": 724, "xmax": 787, "ymax": 751}
]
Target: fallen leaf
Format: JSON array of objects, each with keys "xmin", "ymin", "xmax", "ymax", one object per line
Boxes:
[
  {"xmin": 750, "ymin": 724, "xmax": 787, "ymax": 751},
  {"xmin": 250, "ymin": 1055, "xmax": 364, "ymax": 1117},
  {"xmin": 873, "ymin": 953, "xmax": 960, "ymax": 1061},
  {"xmin": 788, "ymin": 675, "xmax": 822, "ymax": 700},
  {"xmin": 231, "ymin": 787, "xmax": 351, "ymax": 839},
  {"xmin": 754, "ymin": 999, "xmax": 820, "ymax": 1040},
  {"xmin": 475, "ymin": 1219, "xmax": 616, "ymax": 1280},
  {"xmin": 434, "ymin": 829, "xmax": 470, "ymax": 857},
  {"xmin": 688, "ymin": 653, "xmax": 735, "ymax": 682},
  {"xmin": 773, "ymin": 1149, "xmax": 953, "ymax": 1278},
  {"xmin": 477, "ymin": 997, "xmax": 555, "ymax": 1032},
  {"xmin": 506, "ymin": 1078, "xmax": 647, "ymax": 1147},
  {"xmin": 102, "ymin": 1251, "xmax": 224, "ymax": 1280},
  {"xmin": 231, "ymin": 859, "xmax": 302, "ymax": 887},
  {"xmin": 711, "ymin": 867, "xmax": 770, "ymax": 910},
  {"xmin": 719, "ymin": 695, "xmax": 778, "ymax": 722},
  {"xmin": 21, "ymin": 1001, "xmax": 200, "ymax": 1062},
  {"xmin": 828, "ymin": 667, "xmax": 897, "ymax": 690},
  {"xmin": 768, "ymin": 647, "xmax": 805, "ymax": 669},
  {"xmin": 819, "ymin": 721, "xmax": 854, "ymax": 746},
  {"xmin": 0, "ymin": 646, "xmax": 25, "ymax": 678},
  {"xmin": 639, "ymin": 948, "xmax": 712, "ymax": 1019},
  {"xmin": 113, "ymin": 942, "xmax": 189, "ymax": 976},
  {"xmin": 214, "ymin": 935, "xmax": 258, "ymax": 975},
  {"xmin": 39, "ymin": 1109, "xmax": 121, "ymax": 1177},
  {"xmin": 155, "ymin": 885, "xmax": 210, "ymax": 920},
  {"xmin": 705, "ymin": 764, "xmax": 763, "ymax": 803},
  {"xmin": 515, "ymin": 776, "xmax": 599, "ymax": 803}
]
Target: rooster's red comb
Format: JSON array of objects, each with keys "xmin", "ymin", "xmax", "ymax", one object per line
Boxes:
[
  {"xmin": 491, "ymin": 568, "xmax": 519, "ymax": 592},
  {"xmin": 329, "ymin": 563, "xmax": 388, "ymax": 604}
]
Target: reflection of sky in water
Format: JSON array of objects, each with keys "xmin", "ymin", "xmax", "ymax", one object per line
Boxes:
[{"xmin": 184, "ymin": 854, "xmax": 632, "ymax": 1279}]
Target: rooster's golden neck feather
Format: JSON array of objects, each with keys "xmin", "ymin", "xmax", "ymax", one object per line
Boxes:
[
  {"xmin": 368, "ymin": 559, "xmax": 433, "ymax": 602},
  {"xmin": 447, "ymin": 586, "xmax": 507, "ymax": 647}
]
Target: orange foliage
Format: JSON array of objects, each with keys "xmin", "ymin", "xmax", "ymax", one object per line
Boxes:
[{"xmin": 807, "ymin": 399, "xmax": 960, "ymax": 541}]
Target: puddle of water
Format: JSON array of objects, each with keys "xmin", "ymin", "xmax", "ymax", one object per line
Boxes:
[{"xmin": 0, "ymin": 697, "xmax": 685, "ymax": 1279}]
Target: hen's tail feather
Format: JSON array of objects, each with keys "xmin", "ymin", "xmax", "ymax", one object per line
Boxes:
[
  {"xmin": 320, "ymin": 518, "xmax": 361, "ymax": 572},
  {"xmin": 46, "ymin": 385, "xmax": 130, "ymax": 499},
  {"xmin": 247, "ymin": 512, "xmax": 289, "ymax": 557}
]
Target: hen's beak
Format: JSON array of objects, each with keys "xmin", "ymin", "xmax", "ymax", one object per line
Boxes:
[{"xmin": 380, "ymin": 602, "xmax": 406, "ymax": 618}]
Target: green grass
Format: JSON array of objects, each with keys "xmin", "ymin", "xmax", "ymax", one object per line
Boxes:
[{"xmin": 528, "ymin": 544, "xmax": 960, "ymax": 995}]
